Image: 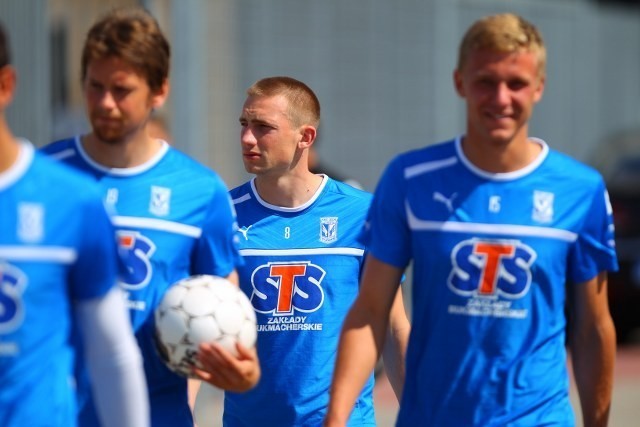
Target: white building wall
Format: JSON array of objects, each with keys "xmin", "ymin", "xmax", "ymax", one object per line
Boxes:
[
  {"xmin": 166, "ymin": 0, "xmax": 640, "ymax": 189},
  {"xmin": 1, "ymin": 0, "xmax": 638, "ymax": 190},
  {"xmin": 0, "ymin": 0, "xmax": 50, "ymax": 147}
]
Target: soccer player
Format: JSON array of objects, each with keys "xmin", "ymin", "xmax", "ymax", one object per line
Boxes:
[
  {"xmin": 41, "ymin": 7, "xmax": 259, "ymax": 427},
  {"xmin": 220, "ymin": 76, "xmax": 409, "ymax": 426},
  {"xmin": 325, "ymin": 13, "xmax": 617, "ymax": 427},
  {"xmin": 0, "ymin": 22, "xmax": 149, "ymax": 427}
]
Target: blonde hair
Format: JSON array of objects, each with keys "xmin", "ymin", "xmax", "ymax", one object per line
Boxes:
[
  {"xmin": 457, "ymin": 13, "xmax": 546, "ymax": 77},
  {"xmin": 246, "ymin": 76, "xmax": 320, "ymax": 128}
]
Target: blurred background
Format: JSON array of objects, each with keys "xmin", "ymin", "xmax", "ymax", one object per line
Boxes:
[
  {"xmin": 1, "ymin": 0, "xmax": 638, "ymax": 425},
  {"xmin": 1, "ymin": 0, "xmax": 639, "ymax": 190}
]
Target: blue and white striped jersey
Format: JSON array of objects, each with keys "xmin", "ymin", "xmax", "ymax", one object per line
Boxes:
[
  {"xmin": 42, "ymin": 136, "xmax": 242, "ymax": 427},
  {"xmin": 0, "ymin": 141, "xmax": 118, "ymax": 427},
  {"xmin": 364, "ymin": 136, "xmax": 618, "ymax": 426},
  {"xmin": 225, "ymin": 176, "xmax": 375, "ymax": 427}
]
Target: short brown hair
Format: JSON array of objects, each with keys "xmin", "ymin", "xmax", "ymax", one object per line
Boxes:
[
  {"xmin": 246, "ymin": 76, "xmax": 320, "ymax": 128},
  {"xmin": 457, "ymin": 13, "xmax": 546, "ymax": 77},
  {"xmin": 81, "ymin": 7, "xmax": 170, "ymax": 93},
  {"xmin": 0, "ymin": 21, "xmax": 10, "ymax": 68}
]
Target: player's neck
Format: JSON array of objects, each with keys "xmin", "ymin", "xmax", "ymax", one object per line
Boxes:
[
  {"xmin": 462, "ymin": 130, "xmax": 541, "ymax": 173},
  {"xmin": 0, "ymin": 120, "xmax": 19, "ymax": 173},
  {"xmin": 254, "ymin": 170, "xmax": 323, "ymax": 208},
  {"xmin": 81, "ymin": 131, "xmax": 164, "ymax": 169}
]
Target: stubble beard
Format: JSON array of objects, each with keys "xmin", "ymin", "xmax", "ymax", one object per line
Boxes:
[{"xmin": 91, "ymin": 118, "xmax": 129, "ymax": 145}]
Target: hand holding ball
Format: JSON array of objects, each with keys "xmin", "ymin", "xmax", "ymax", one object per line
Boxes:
[{"xmin": 154, "ymin": 275, "xmax": 257, "ymax": 378}]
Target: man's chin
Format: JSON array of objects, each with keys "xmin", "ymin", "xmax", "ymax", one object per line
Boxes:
[
  {"xmin": 485, "ymin": 129, "xmax": 517, "ymax": 145},
  {"xmin": 242, "ymin": 161, "xmax": 261, "ymax": 175},
  {"xmin": 93, "ymin": 130, "xmax": 126, "ymax": 145}
]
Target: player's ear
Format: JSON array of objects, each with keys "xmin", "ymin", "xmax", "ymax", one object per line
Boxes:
[
  {"xmin": 533, "ymin": 75, "xmax": 545, "ymax": 104},
  {"xmin": 0, "ymin": 65, "xmax": 16, "ymax": 108},
  {"xmin": 151, "ymin": 79, "xmax": 170, "ymax": 110},
  {"xmin": 298, "ymin": 125, "xmax": 316, "ymax": 149},
  {"xmin": 453, "ymin": 69, "xmax": 465, "ymax": 98}
]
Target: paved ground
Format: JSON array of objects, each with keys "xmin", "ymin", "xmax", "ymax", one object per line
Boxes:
[
  {"xmin": 374, "ymin": 344, "xmax": 640, "ymax": 426},
  {"xmin": 576, "ymin": 344, "xmax": 640, "ymax": 427},
  {"xmin": 194, "ymin": 344, "xmax": 640, "ymax": 426}
]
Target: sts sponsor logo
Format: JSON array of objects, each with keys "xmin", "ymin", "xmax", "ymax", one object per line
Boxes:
[
  {"xmin": 117, "ymin": 231, "xmax": 156, "ymax": 290},
  {"xmin": 0, "ymin": 263, "xmax": 27, "ymax": 354},
  {"xmin": 249, "ymin": 261, "xmax": 325, "ymax": 332},
  {"xmin": 447, "ymin": 238, "xmax": 536, "ymax": 318}
]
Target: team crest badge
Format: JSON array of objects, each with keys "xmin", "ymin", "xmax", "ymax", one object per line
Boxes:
[
  {"xmin": 532, "ymin": 190, "xmax": 554, "ymax": 223},
  {"xmin": 17, "ymin": 203, "xmax": 44, "ymax": 243},
  {"xmin": 150, "ymin": 186, "xmax": 171, "ymax": 217},
  {"xmin": 320, "ymin": 217, "xmax": 338, "ymax": 244}
]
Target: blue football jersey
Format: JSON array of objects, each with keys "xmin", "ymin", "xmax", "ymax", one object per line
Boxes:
[
  {"xmin": 364, "ymin": 137, "xmax": 618, "ymax": 426},
  {"xmin": 0, "ymin": 141, "xmax": 118, "ymax": 427},
  {"xmin": 42, "ymin": 136, "xmax": 242, "ymax": 427},
  {"xmin": 225, "ymin": 177, "xmax": 376, "ymax": 427}
]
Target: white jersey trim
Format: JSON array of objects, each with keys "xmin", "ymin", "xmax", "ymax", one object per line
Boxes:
[
  {"xmin": 455, "ymin": 135, "xmax": 549, "ymax": 181},
  {"xmin": 112, "ymin": 216, "xmax": 202, "ymax": 238},
  {"xmin": 0, "ymin": 246, "xmax": 78, "ymax": 263},
  {"xmin": 248, "ymin": 175, "xmax": 329, "ymax": 212},
  {"xmin": 404, "ymin": 156, "xmax": 458, "ymax": 179},
  {"xmin": 240, "ymin": 248, "xmax": 365, "ymax": 257},
  {"xmin": 49, "ymin": 147, "xmax": 76, "ymax": 161},
  {"xmin": 74, "ymin": 135, "xmax": 170, "ymax": 176},
  {"xmin": 232, "ymin": 193, "xmax": 252, "ymax": 205},
  {"xmin": 0, "ymin": 139, "xmax": 33, "ymax": 191},
  {"xmin": 406, "ymin": 203, "xmax": 578, "ymax": 242}
]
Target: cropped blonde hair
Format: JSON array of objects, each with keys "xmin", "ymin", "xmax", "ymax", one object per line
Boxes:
[
  {"xmin": 246, "ymin": 76, "xmax": 320, "ymax": 128},
  {"xmin": 457, "ymin": 13, "xmax": 546, "ymax": 77}
]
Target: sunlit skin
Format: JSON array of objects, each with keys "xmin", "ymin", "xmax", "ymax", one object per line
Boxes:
[
  {"xmin": 191, "ymin": 272, "xmax": 260, "ymax": 391},
  {"xmin": 239, "ymin": 94, "xmax": 321, "ymax": 207},
  {"xmin": 240, "ymin": 94, "xmax": 304, "ymax": 176},
  {"xmin": 82, "ymin": 56, "xmax": 168, "ymax": 167},
  {"xmin": 193, "ymin": 342, "xmax": 260, "ymax": 392},
  {"xmin": 454, "ymin": 49, "xmax": 545, "ymax": 173}
]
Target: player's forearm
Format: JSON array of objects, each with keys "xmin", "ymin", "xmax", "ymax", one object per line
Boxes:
[
  {"xmin": 77, "ymin": 288, "xmax": 150, "ymax": 427},
  {"xmin": 326, "ymin": 303, "xmax": 386, "ymax": 426},
  {"xmin": 90, "ymin": 348, "xmax": 150, "ymax": 427},
  {"xmin": 571, "ymin": 317, "xmax": 616, "ymax": 427},
  {"xmin": 382, "ymin": 288, "xmax": 410, "ymax": 401},
  {"xmin": 326, "ymin": 334, "xmax": 377, "ymax": 426}
]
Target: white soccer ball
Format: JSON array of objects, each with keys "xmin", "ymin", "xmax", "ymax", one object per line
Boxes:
[{"xmin": 154, "ymin": 274, "xmax": 257, "ymax": 378}]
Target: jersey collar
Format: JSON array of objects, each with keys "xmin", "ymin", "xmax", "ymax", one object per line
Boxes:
[
  {"xmin": 455, "ymin": 135, "xmax": 549, "ymax": 181},
  {"xmin": 0, "ymin": 139, "xmax": 33, "ymax": 191},
  {"xmin": 74, "ymin": 135, "xmax": 170, "ymax": 176},
  {"xmin": 249, "ymin": 174, "xmax": 329, "ymax": 212}
]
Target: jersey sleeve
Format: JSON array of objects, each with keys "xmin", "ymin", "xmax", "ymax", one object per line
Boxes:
[
  {"xmin": 568, "ymin": 179, "xmax": 619, "ymax": 284},
  {"xmin": 362, "ymin": 155, "xmax": 412, "ymax": 269},
  {"xmin": 75, "ymin": 287, "xmax": 149, "ymax": 427},
  {"xmin": 69, "ymin": 189, "xmax": 119, "ymax": 300},
  {"xmin": 191, "ymin": 177, "xmax": 243, "ymax": 276}
]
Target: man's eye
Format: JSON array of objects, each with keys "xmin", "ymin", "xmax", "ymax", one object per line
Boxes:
[
  {"xmin": 508, "ymin": 80, "xmax": 527, "ymax": 90},
  {"xmin": 113, "ymin": 87, "xmax": 131, "ymax": 96}
]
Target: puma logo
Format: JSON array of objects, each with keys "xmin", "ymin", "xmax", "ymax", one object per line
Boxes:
[
  {"xmin": 433, "ymin": 192, "xmax": 457, "ymax": 213},
  {"xmin": 239, "ymin": 225, "xmax": 252, "ymax": 240}
]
